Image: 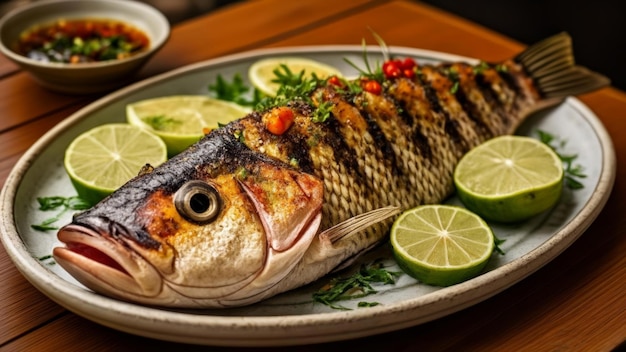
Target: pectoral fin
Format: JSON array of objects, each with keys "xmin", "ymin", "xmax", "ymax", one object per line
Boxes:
[{"xmin": 319, "ymin": 206, "xmax": 401, "ymax": 244}]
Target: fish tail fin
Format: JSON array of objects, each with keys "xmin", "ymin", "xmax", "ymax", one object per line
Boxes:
[{"xmin": 515, "ymin": 32, "xmax": 610, "ymax": 98}]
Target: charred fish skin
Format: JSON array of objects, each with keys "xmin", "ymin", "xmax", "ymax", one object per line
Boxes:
[{"xmin": 54, "ymin": 33, "xmax": 609, "ymax": 308}]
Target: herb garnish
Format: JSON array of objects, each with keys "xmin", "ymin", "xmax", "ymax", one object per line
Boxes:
[
  {"xmin": 254, "ymin": 65, "xmax": 328, "ymax": 114},
  {"xmin": 313, "ymin": 259, "xmax": 401, "ymax": 310},
  {"xmin": 208, "ymin": 73, "xmax": 263, "ymax": 107},
  {"xmin": 343, "ymin": 39, "xmax": 385, "ymax": 83},
  {"xmin": 443, "ymin": 67, "xmax": 460, "ymax": 94},
  {"xmin": 141, "ymin": 115, "xmax": 182, "ymax": 131},
  {"xmin": 31, "ymin": 196, "xmax": 90, "ymax": 231},
  {"xmin": 37, "ymin": 255, "xmax": 56, "ymax": 265},
  {"xmin": 536, "ymin": 130, "xmax": 586, "ymax": 189}
]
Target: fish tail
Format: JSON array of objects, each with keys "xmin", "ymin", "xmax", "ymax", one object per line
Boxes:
[{"xmin": 515, "ymin": 32, "xmax": 610, "ymax": 98}]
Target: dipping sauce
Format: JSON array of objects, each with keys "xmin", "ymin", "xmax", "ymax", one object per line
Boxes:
[{"xmin": 15, "ymin": 18, "xmax": 150, "ymax": 64}]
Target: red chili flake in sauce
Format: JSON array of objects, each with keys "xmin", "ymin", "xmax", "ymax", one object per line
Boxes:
[{"xmin": 15, "ymin": 18, "xmax": 150, "ymax": 64}]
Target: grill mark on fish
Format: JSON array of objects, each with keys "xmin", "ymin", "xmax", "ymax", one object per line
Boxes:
[
  {"xmin": 396, "ymin": 99, "xmax": 414, "ymax": 127},
  {"xmin": 361, "ymin": 107, "xmax": 402, "ymax": 177},
  {"xmin": 475, "ymin": 73, "xmax": 510, "ymax": 128},
  {"xmin": 497, "ymin": 68, "xmax": 523, "ymax": 97},
  {"xmin": 453, "ymin": 84, "xmax": 493, "ymax": 138},
  {"xmin": 322, "ymin": 117, "xmax": 363, "ymax": 179},
  {"xmin": 419, "ymin": 72, "xmax": 445, "ymax": 114},
  {"xmin": 443, "ymin": 114, "xmax": 464, "ymax": 149}
]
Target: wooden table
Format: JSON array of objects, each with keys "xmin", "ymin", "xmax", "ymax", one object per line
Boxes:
[{"xmin": 1, "ymin": 1, "xmax": 624, "ymax": 350}]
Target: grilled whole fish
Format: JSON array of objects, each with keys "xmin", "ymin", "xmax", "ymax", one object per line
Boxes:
[{"xmin": 53, "ymin": 33, "xmax": 608, "ymax": 308}]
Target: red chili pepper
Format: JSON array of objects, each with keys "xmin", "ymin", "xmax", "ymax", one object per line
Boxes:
[
  {"xmin": 383, "ymin": 57, "xmax": 418, "ymax": 80},
  {"xmin": 265, "ymin": 107, "xmax": 294, "ymax": 135},
  {"xmin": 328, "ymin": 75, "xmax": 343, "ymax": 87},
  {"xmin": 400, "ymin": 57, "xmax": 417, "ymax": 71},
  {"xmin": 382, "ymin": 60, "xmax": 402, "ymax": 79},
  {"xmin": 363, "ymin": 80, "xmax": 382, "ymax": 95}
]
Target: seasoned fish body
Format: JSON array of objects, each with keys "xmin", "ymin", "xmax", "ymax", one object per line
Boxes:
[{"xmin": 53, "ymin": 33, "xmax": 609, "ymax": 307}]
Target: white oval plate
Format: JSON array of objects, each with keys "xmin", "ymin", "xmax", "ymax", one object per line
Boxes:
[{"xmin": 0, "ymin": 46, "xmax": 616, "ymax": 346}]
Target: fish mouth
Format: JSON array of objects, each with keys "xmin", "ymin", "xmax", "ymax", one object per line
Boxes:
[{"xmin": 54, "ymin": 224, "xmax": 164, "ymax": 301}]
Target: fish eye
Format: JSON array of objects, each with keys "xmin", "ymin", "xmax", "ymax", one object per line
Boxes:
[{"xmin": 174, "ymin": 180, "xmax": 223, "ymax": 223}]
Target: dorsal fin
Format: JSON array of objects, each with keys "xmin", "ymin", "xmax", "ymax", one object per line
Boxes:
[{"xmin": 515, "ymin": 32, "xmax": 610, "ymax": 98}]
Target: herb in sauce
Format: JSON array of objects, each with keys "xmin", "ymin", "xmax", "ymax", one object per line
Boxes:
[{"xmin": 15, "ymin": 18, "xmax": 150, "ymax": 64}]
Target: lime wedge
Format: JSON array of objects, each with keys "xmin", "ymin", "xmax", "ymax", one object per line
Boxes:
[
  {"xmin": 248, "ymin": 57, "xmax": 342, "ymax": 96},
  {"xmin": 126, "ymin": 95, "xmax": 251, "ymax": 156},
  {"xmin": 64, "ymin": 123, "xmax": 168, "ymax": 206},
  {"xmin": 454, "ymin": 135, "xmax": 564, "ymax": 223},
  {"xmin": 390, "ymin": 205, "xmax": 495, "ymax": 286}
]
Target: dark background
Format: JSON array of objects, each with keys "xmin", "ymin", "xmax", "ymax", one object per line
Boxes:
[
  {"xmin": 1, "ymin": 0, "xmax": 623, "ymax": 90},
  {"xmin": 420, "ymin": 0, "xmax": 623, "ymax": 90}
]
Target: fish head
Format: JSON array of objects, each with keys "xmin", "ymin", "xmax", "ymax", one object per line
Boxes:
[{"xmin": 53, "ymin": 131, "xmax": 324, "ymax": 307}]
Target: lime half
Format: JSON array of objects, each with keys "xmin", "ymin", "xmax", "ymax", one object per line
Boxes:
[
  {"xmin": 454, "ymin": 135, "xmax": 564, "ymax": 223},
  {"xmin": 127, "ymin": 95, "xmax": 251, "ymax": 156},
  {"xmin": 64, "ymin": 123, "xmax": 168, "ymax": 206},
  {"xmin": 390, "ymin": 205, "xmax": 495, "ymax": 286},
  {"xmin": 248, "ymin": 57, "xmax": 342, "ymax": 96}
]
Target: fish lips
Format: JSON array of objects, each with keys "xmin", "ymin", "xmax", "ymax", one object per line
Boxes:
[{"xmin": 54, "ymin": 223, "xmax": 165, "ymax": 300}]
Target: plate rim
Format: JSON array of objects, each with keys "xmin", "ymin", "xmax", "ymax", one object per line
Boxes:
[{"xmin": 0, "ymin": 45, "xmax": 617, "ymax": 346}]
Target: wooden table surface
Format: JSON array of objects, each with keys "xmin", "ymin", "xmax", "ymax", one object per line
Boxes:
[{"xmin": 1, "ymin": 0, "xmax": 624, "ymax": 351}]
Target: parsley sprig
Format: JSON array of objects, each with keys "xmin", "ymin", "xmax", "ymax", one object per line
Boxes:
[
  {"xmin": 31, "ymin": 196, "xmax": 90, "ymax": 231},
  {"xmin": 536, "ymin": 130, "xmax": 586, "ymax": 189},
  {"xmin": 208, "ymin": 73, "xmax": 263, "ymax": 107},
  {"xmin": 313, "ymin": 259, "xmax": 401, "ymax": 310}
]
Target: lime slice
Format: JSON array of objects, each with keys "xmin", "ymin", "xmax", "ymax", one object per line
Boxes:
[
  {"xmin": 126, "ymin": 95, "xmax": 251, "ymax": 156},
  {"xmin": 454, "ymin": 135, "xmax": 564, "ymax": 223},
  {"xmin": 64, "ymin": 123, "xmax": 168, "ymax": 206},
  {"xmin": 248, "ymin": 57, "xmax": 342, "ymax": 96},
  {"xmin": 390, "ymin": 205, "xmax": 495, "ymax": 286}
]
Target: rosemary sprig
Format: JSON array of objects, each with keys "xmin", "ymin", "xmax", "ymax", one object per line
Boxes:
[
  {"xmin": 343, "ymin": 38, "xmax": 385, "ymax": 82},
  {"xmin": 313, "ymin": 259, "xmax": 401, "ymax": 310},
  {"xmin": 536, "ymin": 130, "xmax": 586, "ymax": 189}
]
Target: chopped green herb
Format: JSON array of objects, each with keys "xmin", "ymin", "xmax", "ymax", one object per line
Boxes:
[
  {"xmin": 313, "ymin": 259, "xmax": 400, "ymax": 310},
  {"xmin": 443, "ymin": 67, "xmax": 460, "ymax": 94},
  {"xmin": 473, "ymin": 61, "xmax": 491, "ymax": 75},
  {"xmin": 312, "ymin": 101, "xmax": 333, "ymax": 123},
  {"xmin": 31, "ymin": 196, "xmax": 90, "ymax": 232},
  {"xmin": 37, "ymin": 254, "xmax": 56, "ymax": 266},
  {"xmin": 494, "ymin": 235, "xmax": 506, "ymax": 255},
  {"xmin": 141, "ymin": 115, "xmax": 182, "ymax": 131},
  {"xmin": 450, "ymin": 81, "xmax": 460, "ymax": 94},
  {"xmin": 536, "ymin": 130, "xmax": 586, "ymax": 189},
  {"xmin": 494, "ymin": 63, "xmax": 508, "ymax": 73}
]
